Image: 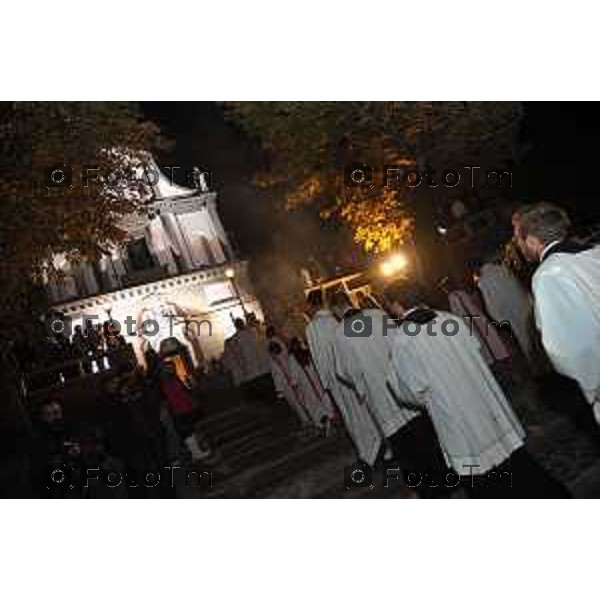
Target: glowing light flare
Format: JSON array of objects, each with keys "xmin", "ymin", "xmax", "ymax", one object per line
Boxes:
[
  {"xmin": 224, "ymin": 267, "xmax": 235, "ymax": 279},
  {"xmin": 380, "ymin": 261, "xmax": 395, "ymax": 277},
  {"xmin": 379, "ymin": 252, "xmax": 408, "ymax": 278}
]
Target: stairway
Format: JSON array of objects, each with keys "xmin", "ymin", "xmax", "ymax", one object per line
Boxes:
[
  {"xmin": 191, "ymin": 378, "xmax": 600, "ymax": 499},
  {"xmin": 191, "ymin": 387, "xmax": 406, "ymax": 498}
]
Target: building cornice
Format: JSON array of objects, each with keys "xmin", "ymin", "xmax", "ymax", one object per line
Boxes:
[{"xmin": 51, "ymin": 260, "xmax": 247, "ymax": 315}]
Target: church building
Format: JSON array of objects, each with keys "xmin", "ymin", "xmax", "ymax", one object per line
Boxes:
[{"xmin": 45, "ymin": 159, "xmax": 263, "ymax": 368}]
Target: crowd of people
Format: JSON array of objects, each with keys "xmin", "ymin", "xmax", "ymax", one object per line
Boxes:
[
  {"xmin": 245, "ymin": 201, "xmax": 600, "ymax": 498},
  {"xmin": 14, "ymin": 318, "xmax": 135, "ymax": 392},
  {"xmin": 7, "ymin": 200, "xmax": 600, "ymax": 499},
  {"xmin": 23, "ymin": 346, "xmax": 218, "ymax": 498}
]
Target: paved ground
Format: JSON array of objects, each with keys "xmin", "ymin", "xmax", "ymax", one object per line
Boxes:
[{"xmin": 190, "ymin": 371, "xmax": 600, "ymax": 499}]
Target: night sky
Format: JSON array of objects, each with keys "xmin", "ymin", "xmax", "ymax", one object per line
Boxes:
[{"xmin": 140, "ymin": 102, "xmax": 600, "ymax": 263}]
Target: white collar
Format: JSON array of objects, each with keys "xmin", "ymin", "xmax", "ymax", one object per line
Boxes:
[
  {"xmin": 540, "ymin": 239, "xmax": 562, "ymax": 262},
  {"xmin": 403, "ymin": 306, "xmax": 420, "ymax": 318}
]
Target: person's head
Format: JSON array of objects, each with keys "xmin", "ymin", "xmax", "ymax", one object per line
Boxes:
[
  {"xmin": 144, "ymin": 346, "xmax": 161, "ymax": 372},
  {"xmin": 38, "ymin": 396, "xmax": 64, "ymax": 430},
  {"xmin": 103, "ymin": 375, "xmax": 122, "ymax": 396},
  {"xmin": 288, "ymin": 337, "xmax": 310, "ymax": 366},
  {"xmin": 74, "ymin": 325, "xmax": 82, "ymax": 335},
  {"xmin": 162, "ymin": 360, "xmax": 176, "ymax": 375},
  {"xmin": 306, "ymin": 289, "xmax": 324, "ymax": 317},
  {"xmin": 383, "ymin": 282, "xmax": 428, "ymax": 317},
  {"xmin": 513, "ymin": 202, "xmax": 571, "ymax": 262},
  {"xmin": 234, "ymin": 317, "xmax": 245, "ymax": 331},
  {"xmin": 328, "ymin": 290, "xmax": 354, "ymax": 320},
  {"xmin": 268, "ymin": 339, "xmax": 284, "ymax": 356}
]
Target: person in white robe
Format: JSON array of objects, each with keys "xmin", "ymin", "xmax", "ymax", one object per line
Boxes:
[
  {"xmin": 384, "ymin": 282, "xmax": 569, "ymax": 498},
  {"xmin": 514, "ymin": 202, "xmax": 600, "ymax": 424},
  {"xmin": 305, "ymin": 290, "xmax": 382, "ymax": 466},
  {"xmin": 329, "ymin": 292, "xmax": 450, "ymax": 496},
  {"xmin": 228, "ymin": 317, "xmax": 275, "ymax": 403},
  {"xmin": 328, "ymin": 296, "xmax": 415, "ymax": 438},
  {"xmin": 445, "ymin": 282, "xmax": 511, "ymax": 365},
  {"xmin": 287, "ymin": 337, "xmax": 335, "ymax": 430},
  {"xmin": 267, "ymin": 337, "xmax": 310, "ymax": 425},
  {"xmin": 222, "ymin": 336, "xmax": 243, "ymax": 387},
  {"xmin": 477, "ymin": 261, "xmax": 538, "ymax": 369}
]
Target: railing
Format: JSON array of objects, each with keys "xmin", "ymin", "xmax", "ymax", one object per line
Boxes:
[{"xmin": 23, "ymin": 344, "xmax": 137, "ymax": 399}]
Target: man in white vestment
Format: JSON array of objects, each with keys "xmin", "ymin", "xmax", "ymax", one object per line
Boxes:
[
  {"xmin": 227, "ymin": 318, "xmax": 275, "ymax": 403},
  {"xmin": 384, "ymin": 283, "xmax": 569, "ymax": 498},
  {"xmin": 445, "ymin": 282, "xmax": 511, "ymax": 366},
  {"xmin": 514, "ymin": 203, "xmax": 600, "ymax": 427},
  {"xmin": 477, "ymin": 261, "xmax": 538, "ymax": 369},
  {"xmin": 305, "ymin": 290, "xmax": 382, "ymax": 466},
  {"xmin": 329, "ymin": 291, "xmax": 449, "ymax": 496},
  {"xmin": 288, "ymin": 337, "xmax": 335, "ymax": 430},
  {"xmin": 222, "ymin": 336, "xmax": 243, "ymax": 387},
  {"xmin": 267, "ymin": 336, "xmax": 310, "ymax": 425}
]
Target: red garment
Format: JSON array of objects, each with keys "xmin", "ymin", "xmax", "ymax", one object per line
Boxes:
[{"xmin": 161, "ymin": 378, "xmax": 194, "ymax": 415}]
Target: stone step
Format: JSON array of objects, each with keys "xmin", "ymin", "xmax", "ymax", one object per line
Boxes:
[
  {"xmin": 204, "ymin": 434, "xmax": 347, "ymax": 498},
  {"xmin": 205, "ymin": 416, "xmax": 278, "ymax": 445},
  {"xmin": 196, "ymin": 403, "xmax": 248, "ymax": 429},
  {"xmin": 217, "ymin": 423, "xmax": 292, "ymax": 457}
]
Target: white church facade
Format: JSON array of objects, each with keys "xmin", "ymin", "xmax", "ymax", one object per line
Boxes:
[{"xmin": 45, "ymin": 160, "xmax": 263, "ymax": 368}]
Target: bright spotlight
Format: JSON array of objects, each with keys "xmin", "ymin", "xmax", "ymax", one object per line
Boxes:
[
  {"xmin": 380, "ymin": 252, "xmax": 408, "ymax": 278},
  {"xmin": 224, "ymin": 267, "xmax": 235, "ymax": 279},
  {"xmin": 389, "ymin": 252, "xmax": 408, "ymax": 270},
  {"xmin": 380, "ymin": 260, "xmax": 395, "ymax": 277}
]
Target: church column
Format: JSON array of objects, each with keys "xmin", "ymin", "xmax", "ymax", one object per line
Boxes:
[
  {"xmin": 98, "ymin": 255, "xmax": 118, "ymax": 290},
  {"xmin": 145, "ymin": 220, "xmax": 178, "ymax": 276},
  {"xmin": 111, "ymin": 248, "xmax": 127, "ymax": 284},
  {"xmin": 163, "ymin": 213, "xmax": 195, "ymax": 271}
]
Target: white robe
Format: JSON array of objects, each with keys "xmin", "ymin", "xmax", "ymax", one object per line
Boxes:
[
  {"xmin": 478, "ymin": 262, "xmax": 536, "ymax": 363},
  {"xmin": 288, "ymin": 354, "xmax": 335, "ymax": 425},
  {"xmin": 448, "ymin": 290, "xmax": 510, "ymax": 364},
  {"xmin": 222, "ymin": 337, "xmax": 243, "ymax": 386},
  {"xmin": 306, "ymin": 310, "xmax": 382, "ymax": 465},
  {"xmin": 229, "ymin": 326, "xmax": 271, "ymax": 383},
  {"xmin": 270, "ymin": 352, "xmax": 309, "ymax": 423},
  {"xmin": 532, "ymin": 246, "xmax": 600, "ymax": 414},
  {"xmin": 386, "ymin": 310, "xmax": 525, "ymax": 475},
  {"xmin": 333, "ymin": 309, "xmax": 418, "ymax": 438}
]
